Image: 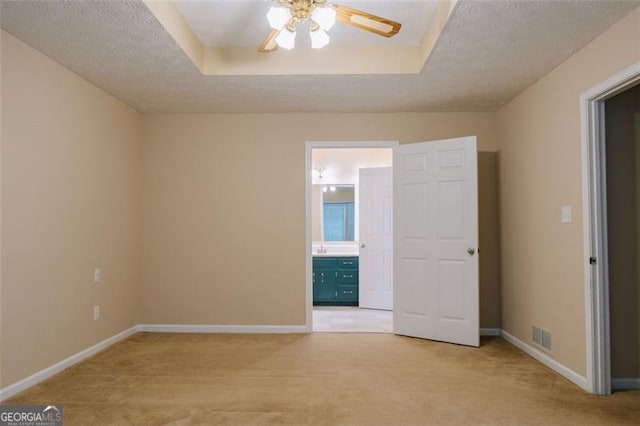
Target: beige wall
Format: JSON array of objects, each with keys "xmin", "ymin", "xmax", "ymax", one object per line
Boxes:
[
  {"xmin": 140, "ymin": 112, "xmax": 500, "ymax": 327},
  {"xmin": 1, "ymin": 32, "xmax": 142, "ymax": 386},
  {"xmin": 496, "ymin": 8, "xmax": 640, "ymax": 377},
  {"xmin": 605, "ymin": 85, "xmax": 640, "ymax": 379}
]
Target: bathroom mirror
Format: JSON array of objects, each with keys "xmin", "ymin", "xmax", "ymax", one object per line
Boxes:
[{"xmin": 322, "ymin": 185, "xmax": 355, "ymax": 241}]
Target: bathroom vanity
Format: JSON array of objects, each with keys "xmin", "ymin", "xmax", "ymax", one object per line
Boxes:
[{"xmin": 312, "ymin": 256, "xmax": 359, "ymax": 305}]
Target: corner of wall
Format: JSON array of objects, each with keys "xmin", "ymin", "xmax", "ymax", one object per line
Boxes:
[{"xmin": 494, "ymin": 6, "xmax": 640, "ymax": 378}]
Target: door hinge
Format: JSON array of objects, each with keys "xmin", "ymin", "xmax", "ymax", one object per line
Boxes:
[{"xmin": 589, "ymin": 257, "xmax": 597, "ymax": 265}]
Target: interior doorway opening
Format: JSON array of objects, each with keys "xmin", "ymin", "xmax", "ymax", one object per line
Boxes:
[
  {"xmin": 305, "ymin": 142, "xmax": 396, "ymax": 333},
  {"xmin": 306, "ymin": 137, "xmax": 480, "ymax": 345},
  {"xmin": 582, "ymin": 61, "xmax": 640, "ymax": 394},
  {"xmin": 604, "ymin": 83, "xmax": 640, "ymax": 393}
]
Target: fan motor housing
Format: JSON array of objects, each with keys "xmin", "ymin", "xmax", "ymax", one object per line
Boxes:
[{"xmin": 281, "ymin": 0, "xmax": 327, "ymax": 22}]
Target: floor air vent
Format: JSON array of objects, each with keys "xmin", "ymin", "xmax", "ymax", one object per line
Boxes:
[{"xmin": 532, "ymin": 325, "xmax": 553, "ymax": 353}]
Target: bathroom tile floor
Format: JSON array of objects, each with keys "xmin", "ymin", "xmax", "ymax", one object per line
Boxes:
[{"xmin": 313, "ymin": 307, "xmax": 393, "ymax": 333}]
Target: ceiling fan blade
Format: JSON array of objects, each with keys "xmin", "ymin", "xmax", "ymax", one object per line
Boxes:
[
  {"xmin": 331, "ymin": 4, "xmax": 401, "ymax": 38},
  {"xmin": 258, "ymin": 28, "xmax": 281, "ymax": 52}
]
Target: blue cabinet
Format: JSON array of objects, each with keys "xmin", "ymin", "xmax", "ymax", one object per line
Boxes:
[{"xmin": 313, "ymin": 256, "xmax": 359, "ymax": 305}]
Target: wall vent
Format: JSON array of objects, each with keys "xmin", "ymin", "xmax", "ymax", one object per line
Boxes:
[{"xmin": 531, "ymin": 325, "xmax": 553, "ymax": 354}]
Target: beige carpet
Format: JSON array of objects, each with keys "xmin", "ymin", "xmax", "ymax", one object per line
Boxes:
[{"xmin": 5, "ymin": 333, "xmax": 640, "ymax": 425}]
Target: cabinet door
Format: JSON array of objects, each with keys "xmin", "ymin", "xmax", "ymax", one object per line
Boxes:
[{"xmin": 313, "ymin": 267, "xmax": 337, "ymax": 301}]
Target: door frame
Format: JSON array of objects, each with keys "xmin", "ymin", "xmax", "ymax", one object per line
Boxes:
[
  {"xmin": 580, "ymin": 60, "xmax": 640, "ymax": 394},
  {"xmin": 305, "ymin": 141, "xmax": 399, "ymax": 331}
]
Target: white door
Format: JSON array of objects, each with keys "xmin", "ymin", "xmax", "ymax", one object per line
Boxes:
[
  {"xmin": 393, "ymin": 136, "xmax": 479, "ymax": 347},
  {"xmin": 359, "ymin": 167, "xmax": 393, "ymax": 310}
]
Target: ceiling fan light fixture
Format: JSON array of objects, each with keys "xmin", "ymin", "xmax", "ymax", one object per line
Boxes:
[
  {"xmin": 258, "ymin": 2, "xmax": 401, "ymax": 53},
  {"xmin": 311, "ymin": 6, "xmax": 336, "ymax": 31},
  {"xmin": 275, "ymin": 27, "xmax": 296, "ymax": 50},
  {"xmin": 310, "ymin": 27, "xmax": 330, "ymax": 49},
  {"xmin": 267, "ymin": 6, "xmax": 291, "ymax": 30}
]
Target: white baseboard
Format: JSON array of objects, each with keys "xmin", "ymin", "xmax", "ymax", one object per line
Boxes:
[
  {"xmin": 501, "ymin": 330, "xmax": 590, "ymax": 392},
  {"xmin": 0, "ymin": 325, "xmax": 138, "ymax": 401},
  {"xmin": 612, "ymin": 378, "xmax": 640, "ymax": 390},
  {"xmin": 137, "ymin": 324, "xmax": 308, "ymax": 333},
  {"xmin": 480, "ymin": 328, "xmax": 501, "ymax": 336}
]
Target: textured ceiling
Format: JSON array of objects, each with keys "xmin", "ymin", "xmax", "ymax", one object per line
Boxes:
[
  {"xmin": 173, "ymin": 0, "xmax": 438, "ymax": 47},
  {"xmin": 1, "ymin": 0, "xmax": 638, "ymax": 113}
]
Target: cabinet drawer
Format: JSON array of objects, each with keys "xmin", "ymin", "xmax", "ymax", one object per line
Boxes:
[
  {"xmin": 337, "ymin": 257, "xmax": 358, "ymax": 269},
  {"xmin": 337, "ymin": 285, "xmax": 358, "ymax": 301},
  {"xmin": 337, "ymin": 271, "xmax": 357, "ymax": 284},
  {"xmin": 313, "ymin": 257, "xmax": 337, "ymax": 269}
]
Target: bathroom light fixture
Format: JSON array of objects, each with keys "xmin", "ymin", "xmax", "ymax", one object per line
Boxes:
[
  {"xmin": 329, "ymin": 186, "xmax": 336, "ymax": 192},
  {"xmin": 313, "ymin": 166, "xmax": 325, "ymax": 180}
]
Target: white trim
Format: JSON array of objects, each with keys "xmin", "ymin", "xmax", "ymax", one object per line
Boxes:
[
  {"xmin": 611, "ymin": 378, "xmax": 640, "ymax": 390},
  {"xmin": 480, "ymin": 328, "xmax": 501, "ymax": 336},
  {"xmin": 0, "ymin": 326, "xmax": 138, "ymax": 401},
  {"xmin": 501, "ymin": 330, "xmax": 590, "ymax": 392},
  {"xmin": 305, "ymin": 141, "xmax": 399, "ymax": 333},
  {"xmin": 580, "ymin": 60, "xmax": 640, "ymax": 395},
  {"xmin": 137, "ymin": 324, "xmax": 307, "ymax": 333}
]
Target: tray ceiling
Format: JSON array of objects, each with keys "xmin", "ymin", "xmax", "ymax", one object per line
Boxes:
[
  {"xmin": 1, "ymin": 0, "xmax": 638, "ymax": 113},
  {"xmin": 173, "ymin": 0, "xmax": 438, "ymax": 48}
]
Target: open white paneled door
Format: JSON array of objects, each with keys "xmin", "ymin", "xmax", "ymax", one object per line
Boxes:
[
  {"xmin": 393, "ymin": 137, "xmax": 479, "ymax": 347},
  {"xmin": 359, "ymin": 167, "xmax": 393, "ymax": 310}
]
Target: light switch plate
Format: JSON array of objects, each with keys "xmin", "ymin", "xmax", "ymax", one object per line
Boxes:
[
  {"xmin": 93, "ymin": 305, "xmax": 100, "ymax": 321},
  {"xmin": 561, "ymin": 206, "xmax": 572, "ymax": 223},
  {"xmin": 93, "ymin": 268, "xmax": 101, "ymax": 283}
]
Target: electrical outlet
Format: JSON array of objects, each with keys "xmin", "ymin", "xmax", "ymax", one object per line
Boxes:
[
  {"xmin": 93, "ymin": 268, "xmax": 101, "ymax": 283},
  {"xmin": 93, "ymin": 305, "xmax": 100, "ymax": 321}
]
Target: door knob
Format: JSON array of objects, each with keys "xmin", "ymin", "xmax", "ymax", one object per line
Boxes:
[
  {"xmin": 360, "ymin": 243, "xmax": 366, "ymax": 248},
  {"xmin": 467, "ymin": 248, "xmax": 476, "ymax": 256}
]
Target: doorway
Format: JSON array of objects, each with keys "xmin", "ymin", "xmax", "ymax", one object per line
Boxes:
[
  {"xmin": 305, "ymin": 141, "xmax": 397, "ymax": 332},
  {"xmin": 604, "ymin": 83, "xmax": 640, "ymax": 392},
  {"xmin": 306, "ymin": 137, "xmax": 480, "ymax": 346},
  {"xmin": 582, "ymin": 61, "xmax": 640, "ymax": 394}
]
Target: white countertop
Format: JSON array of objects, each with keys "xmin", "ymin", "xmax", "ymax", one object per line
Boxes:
[{"xmin": 312, "ymin": 253, "xmax": 359, "ymax": 257}]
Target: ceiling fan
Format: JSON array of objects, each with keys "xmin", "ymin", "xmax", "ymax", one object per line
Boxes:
[{"xmin": 259, "ymin": 0, "xmax": 402, "ymax": 52}]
